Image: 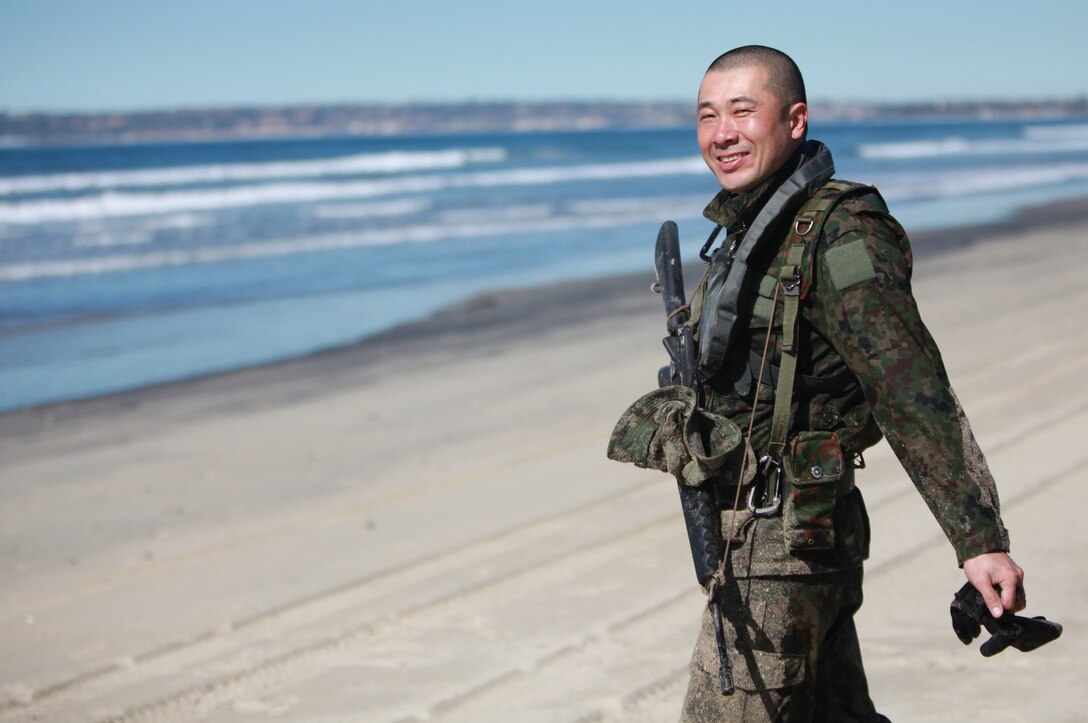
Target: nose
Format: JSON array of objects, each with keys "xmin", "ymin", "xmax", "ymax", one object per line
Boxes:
[{"xmin": 712, "ymin": 117, "xmax": 739, "ymax": 145}]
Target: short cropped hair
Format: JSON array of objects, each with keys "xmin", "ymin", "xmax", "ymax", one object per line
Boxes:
[{"xmin": 706, "ymin": 45, "xmax": 807, "ymax": 113}]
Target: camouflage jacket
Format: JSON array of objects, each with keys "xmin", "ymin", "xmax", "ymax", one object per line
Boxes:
[{"xmin": 692, "ymin": 168, "xmax": 1010, "ymax": 575}]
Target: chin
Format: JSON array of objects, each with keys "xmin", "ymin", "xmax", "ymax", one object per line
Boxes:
[
  {"xmin": 721, "ymin": 177, "xmax": 757, "ymax": 194},
  {"xmin": 716, "ymin": 167, "xmax": 761, "ymax": 193}
]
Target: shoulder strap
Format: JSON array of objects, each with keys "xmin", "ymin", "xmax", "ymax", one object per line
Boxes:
[
  {"xmin": 695, "ymin": 146, "xmax": 836, "ymax": 381},
  {"xmin": 764, "ymin": 181, "xmax": 874, "ymax": 480},
  {"xmin": 796, "ymin": 180, "xmax": 880, "ymax": 300}
]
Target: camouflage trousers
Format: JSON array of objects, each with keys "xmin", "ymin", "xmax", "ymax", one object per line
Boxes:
[{"xmin": 681, "ymin": 567, "xmax": 889, "ymax": 722}]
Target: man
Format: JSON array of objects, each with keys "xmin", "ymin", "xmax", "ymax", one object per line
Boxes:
[{"xmin": 622, "ymin": 46, "xmax": 1026, "ymax": 721}]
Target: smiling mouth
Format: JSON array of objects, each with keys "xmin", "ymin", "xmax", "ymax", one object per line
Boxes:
[{"xmin": 716, "ymin": 152, "xmax": 747, "ymax": 168}]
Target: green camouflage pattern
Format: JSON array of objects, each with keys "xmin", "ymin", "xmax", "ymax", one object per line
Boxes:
[
  {"xmin": 781, "ymin": 431, "xmax": 844, "ymax": 552},
  {"xmin": 715, "ymin": 486, "xmax": 871, "ymax": 578},
  {"xmin": 697, "ymin": 182, "xmax": 1010, "ymax": 570},
  {"xmin": 681, "ymin": 568, "xmax": 887, "ymax": 722},
  {"xmin": 607, "ymin": 385, "xmax": 745, "ymax": 486}
]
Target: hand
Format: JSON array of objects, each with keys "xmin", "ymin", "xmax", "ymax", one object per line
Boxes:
[{"xmin": 963, "ymin": 551, "xmax": 1025, "ymax": 619}]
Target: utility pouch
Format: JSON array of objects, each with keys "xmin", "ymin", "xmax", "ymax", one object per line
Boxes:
[{"xmin": 781, "ymin": 431, "xmax": 844, "ymax": 551}]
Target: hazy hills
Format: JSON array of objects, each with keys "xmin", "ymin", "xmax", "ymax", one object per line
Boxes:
[{"xmin": 2, "ymin": 98, "xmax": 1086, "ymax": 146}]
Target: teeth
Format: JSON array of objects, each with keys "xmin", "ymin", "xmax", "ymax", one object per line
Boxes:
[{"xmin": 720, "ymin": 153, "xmax": 743, "ymax": 162}]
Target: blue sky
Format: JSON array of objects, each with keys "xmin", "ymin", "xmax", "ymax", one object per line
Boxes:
[{"xmin": 1, "ymin": 0, "xmax": 1084, "ymax": 112}]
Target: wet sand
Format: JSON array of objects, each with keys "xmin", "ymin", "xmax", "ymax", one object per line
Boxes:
[{"xmin": 1, "ymin": 201, "xmax": 1086, "ymax": 721}]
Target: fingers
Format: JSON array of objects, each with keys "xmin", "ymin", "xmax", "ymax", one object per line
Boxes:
[
  {"xmin": 977, "ymin": 582, "xmax": 1004, "ymax": 619},
  {"xmin": 997, "ymin": 579, "xmax": 1021, "ymax": 612},
  {"xmin": 999, "ymin": 583, "xmax": 1016, "ymax": 613},
  {"xmin": 980, "ymin": 629, "xmax": 1015, "ymax": 657},
  {"xmin": 995, "ymin": 560, "xmax": 1026, "ymax": 613},
  {"xmin": 1004, "ymin": 567, "xmax": 1026, "ymax": 613},
  {"xmin": 963, "ymin": 552, "xmax": 1025, "ymax": 618}
]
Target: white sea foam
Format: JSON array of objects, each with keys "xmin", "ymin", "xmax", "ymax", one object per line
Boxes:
[
  {"xmin": 0, "ymin": 194, "xmax": 710, "ymax": 282},
  {"xmin": 141, "ymin": 212, "xmax": 216, "ymax": 231},
  {"xmin": 309, "ymin": 198, "xmax": 432, "ymax": 219},
  {"xmin": 857, "ymin": 132, "xmax": 1088, "ymax": 159},
  {"xmin": 66, "ymin": 213, "xmax": 215, "ymax": 247},
  {"xmin": 0, "ymin": 147, "xmax": 507, "ymax": 195},
  {"xmin": 0, "ymin": 156, "xmax": 707, "ymax": 224},
  {"xmin": 438, "ymin": 204, "xmax": 554, "ymax": 224},
  {"xmin": 73, "ymin": 231, "xmax": 154, "ymax": 248},
  {"xmin": 566, "ymin": 194, "xmax": 709, "ymax": 217},
  {"xmin": 875, "ymin": 161, "xmax": 1088, "ymax": 201}
]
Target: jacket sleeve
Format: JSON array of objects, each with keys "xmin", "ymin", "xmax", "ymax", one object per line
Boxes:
[{"xmin": 807, "ymin": 202, "xmax": 1010, "ymax": 565}]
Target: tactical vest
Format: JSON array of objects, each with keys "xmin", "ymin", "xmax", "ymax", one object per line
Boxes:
[
  {"xmin": 763, "ymin": 181, "xmax": 885, "ymax": 463},
  {"xmin": 694, "ymin": 180, "xmax": 887, "ymax": 383},
  {"xmin": 692, "ymin": 179, "xmax": 888, "ymax": 483}
]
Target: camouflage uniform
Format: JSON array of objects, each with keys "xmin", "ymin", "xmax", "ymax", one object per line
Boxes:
[{"xmin": 666, "ymin": 144, "xmax": 1007, "ymax": 720}]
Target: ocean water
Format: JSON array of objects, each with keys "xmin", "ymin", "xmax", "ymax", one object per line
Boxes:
[{"xmin": 3, "ymin": 117, "xmax": 1088, "ymax": 412}]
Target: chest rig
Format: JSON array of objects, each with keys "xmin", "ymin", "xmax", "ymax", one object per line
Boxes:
[
  {"xmin": 751, "ymin": 180, "xmax": 881, "ymax": 514},
  {"xmin": 696, "ymin": 179, "xmax": 883, "ymax": 513}
]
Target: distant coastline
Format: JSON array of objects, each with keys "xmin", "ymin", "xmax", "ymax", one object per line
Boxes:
[{"xmin": 3, "ymin": 97, "xmax": 1087, "ymax": 147}]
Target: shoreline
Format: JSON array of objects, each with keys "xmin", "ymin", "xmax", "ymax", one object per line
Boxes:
[
  {"xmin": 5, "ymin": 192, "xmax": 1088, "ymax": 443},
  {"xmin": 2, "ymin": 184, "xmax": 1085, "ymax": 720}
]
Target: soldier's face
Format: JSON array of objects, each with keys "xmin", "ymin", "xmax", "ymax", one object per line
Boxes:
[{"xmin": 697, "ymin": 65, "xmax": 807, "ymax": 193}]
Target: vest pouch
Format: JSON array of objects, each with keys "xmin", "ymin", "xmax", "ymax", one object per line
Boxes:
[{"xmin": 782, "ymin": 431, "xmax": 845, "ymax": 551}]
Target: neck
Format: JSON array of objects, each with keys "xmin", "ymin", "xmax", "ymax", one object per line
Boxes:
[{"xmin": 708, "ymin": 145, "xmax": 807, "ymax": 228}]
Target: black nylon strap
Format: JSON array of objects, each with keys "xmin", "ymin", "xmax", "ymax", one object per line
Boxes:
[{"xmin": 696, "ymin": 142, "xmax": 836, "ymax": 381}]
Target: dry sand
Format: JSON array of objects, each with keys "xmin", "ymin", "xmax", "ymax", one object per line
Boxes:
[{"xmin": 1, "ymin": 204, "xmax": 1086, "ymax": 722}]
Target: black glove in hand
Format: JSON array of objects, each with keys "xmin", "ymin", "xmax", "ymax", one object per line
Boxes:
[{"xmin": 950, "ymin": 582, "xmax": 1062, "ymax": 657}]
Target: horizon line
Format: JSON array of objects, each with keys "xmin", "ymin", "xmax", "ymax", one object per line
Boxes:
[{"xmin": 4, "ymin": 94, "xmax": 1088, "ymax": 117}]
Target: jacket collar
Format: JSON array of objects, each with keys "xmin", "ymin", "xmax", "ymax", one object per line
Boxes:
[{"xmin": 702, "ymin": 141, "xmax": 833, "ymax": 230}]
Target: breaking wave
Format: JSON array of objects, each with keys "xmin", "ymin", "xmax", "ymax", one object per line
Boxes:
[
  {"xmin": 0, "ymin": 156, "xmax": 706, "ymax": 224},
  {"xmin": 0, "ymin": 193, "xmax": 710, "ymax": 281},
  {"xmin": 0, "ymin": 147, "xmax": 508, "ymax": 195},
  {"xmin": 874, "ymin": 161, "xmax": 1088, "ymax": 201},
  {"xmin": 857, "ymin": 127, "xmax": 1088, "ymax": 160}
]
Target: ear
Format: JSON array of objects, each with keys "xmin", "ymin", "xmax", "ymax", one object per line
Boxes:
[{"xmin": 788, "ymin": 102, "xmax": 808, "ymax": 141}]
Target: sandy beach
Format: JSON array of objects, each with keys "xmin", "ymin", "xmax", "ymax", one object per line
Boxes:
[{"xmin": 1, "ymin": 201, "xmax": 1087, "ymax": 722}]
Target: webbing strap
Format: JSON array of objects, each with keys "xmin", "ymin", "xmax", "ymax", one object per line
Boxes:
[
  {"xmin": 749, "ymin": 179, "xmax": 879, "ymax": 510},
  {"xmin": 766, "ymin": 240, "xmax": 804, "ymax": 468},
  {"xmin": 765, "ymin": 183, "xmax": 853, "ymax": 468}
]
